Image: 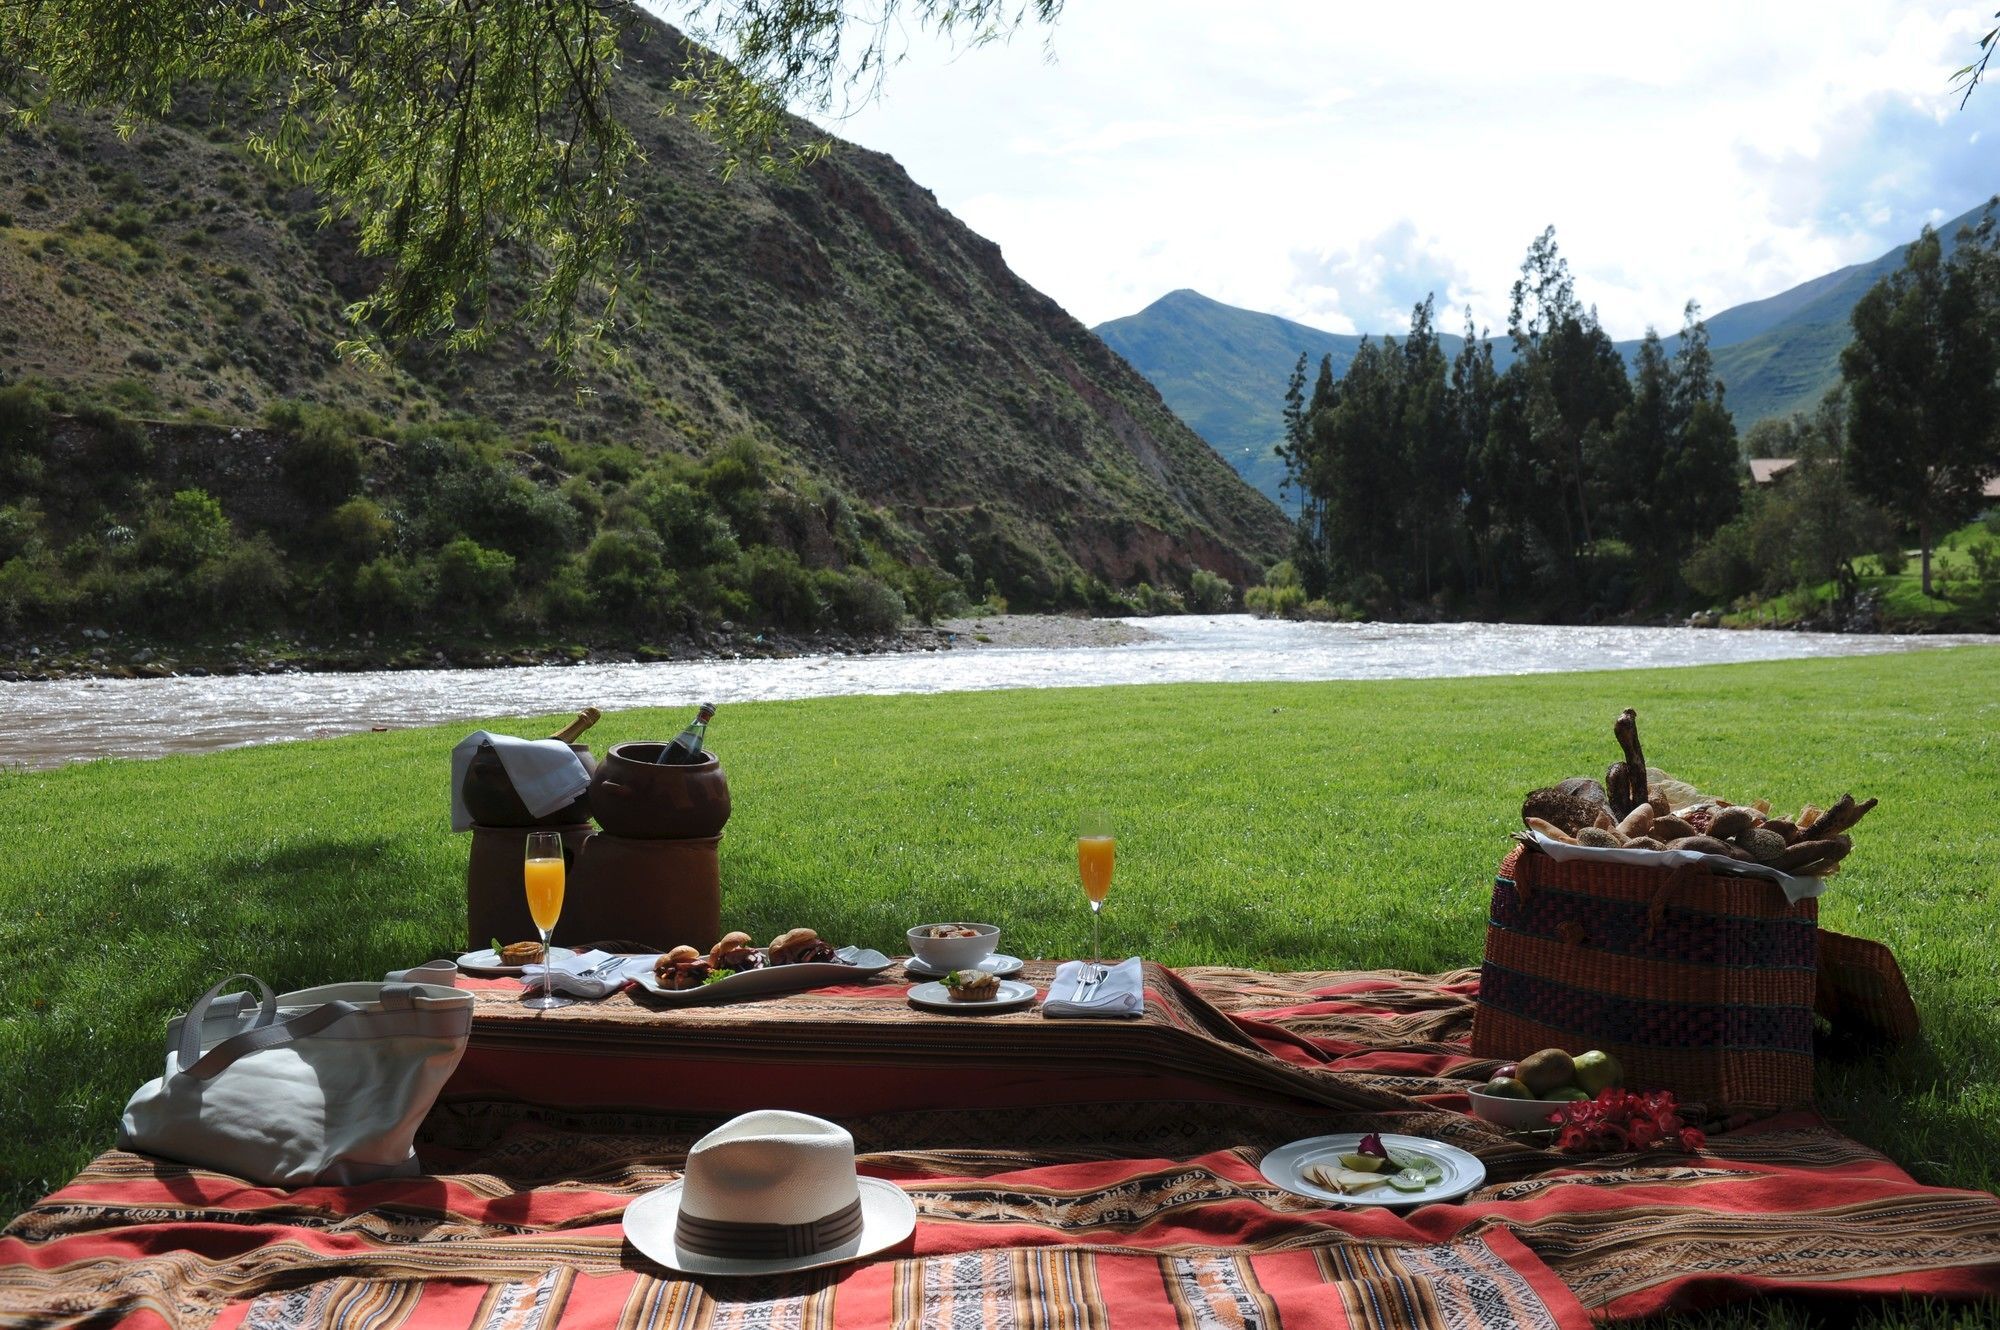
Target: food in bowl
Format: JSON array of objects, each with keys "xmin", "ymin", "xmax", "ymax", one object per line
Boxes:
[
  {"xmin": 1469, "ymin": 1046, "xmax": 1626, "ymax": 1129},
  {"xmin": 907, "ymin": 921, "xmax": 1000, "ymax": 971},
  {"xmin": 498, "ymin": 940, "xmax": 545, "ymax": 966},
  {"xmin": 946, "ymin": 969, "xmax": 1000, "ymax": 1001}
]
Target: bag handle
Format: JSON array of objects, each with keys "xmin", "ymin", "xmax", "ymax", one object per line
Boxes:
[
  {"xmin": 177, "ymin": 981, "xmax": 430, "ymax": 1080},
  {"xmin": 175, "ymin": 974, "xmax": 278, "ymax": 1071},
  {"xmin": 181, "ymin": 997, "xmax": 367, "ymax": 1081}
]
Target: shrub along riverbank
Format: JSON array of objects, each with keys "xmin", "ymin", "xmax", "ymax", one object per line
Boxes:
[
  {"xmin": 6, "ymin": 651, "xmax": 1998, "ymax": 1233},
  {"xmin": 0, "ymin": 388, "xmax": 1237, "ymax": 673}
]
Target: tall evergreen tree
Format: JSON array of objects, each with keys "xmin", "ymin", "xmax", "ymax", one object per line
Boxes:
[
  {"xmin": 1602, "ymin": 304, "xmax": 1740, "ymax": 598},
  {"xmin": 1841, "ymin": 219, "xmax": 2000, "ymax": 595},
  {"xmin": 1277, "ymin": 352, "xmax": 1310, "ymax": 520},
  {"xmin": 1449, "ymin": 311, "xmax": 1503, "ymax": 601}
]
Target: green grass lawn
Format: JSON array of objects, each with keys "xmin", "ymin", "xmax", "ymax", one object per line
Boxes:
[{"xmin": 4, "ymin": 650, "xmax": 2000, "ymax": 1323}]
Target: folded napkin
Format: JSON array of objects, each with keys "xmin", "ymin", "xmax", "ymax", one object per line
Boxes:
[
  {"xmin": 449, "ymin": 730, "xmax": 592, "ymax": 833},
  {"xmin": 519, "ymin": 950, "xmax": 652, "ymax": 999},
  {"xmin": 1043, "ymin": 957, "xmax": 1145, "ymax": 1018}
]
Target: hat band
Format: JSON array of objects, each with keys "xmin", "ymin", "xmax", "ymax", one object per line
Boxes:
[{"xmin": 676, "ymin": 1196, "xmax": 865, "ymax": 1260}]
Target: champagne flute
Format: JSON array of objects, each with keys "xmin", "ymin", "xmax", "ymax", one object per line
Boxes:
[
  {"xmin": 522, "ymin": 831, "xmax": 572, "ymax": 1010},
  {"xmin": 1077, "ymin": 811, "xmax": 1116, "ymax": 983}
]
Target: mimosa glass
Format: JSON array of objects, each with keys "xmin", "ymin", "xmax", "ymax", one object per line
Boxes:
[
  {"xmin": 522, "ymin": 831, "xmax": 572, "ymax": 1010},
  {"xmin": 1077, "ymin": 811, "xmax": 1116, "ymax": 979}
]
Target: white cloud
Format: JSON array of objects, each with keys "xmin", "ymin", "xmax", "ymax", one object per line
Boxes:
[{"xmin": 653, "ymin": 0, "xmax": 2000, "ymax": 338}]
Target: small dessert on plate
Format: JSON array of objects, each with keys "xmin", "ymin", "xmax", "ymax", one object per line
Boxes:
[
  {"xmin": 946, "ymin": 969, "xmax": 1000, "ymax": 1002},
  {"xmin": 498, "ymin": 940, "xmax": 545, "ymax": 966}
]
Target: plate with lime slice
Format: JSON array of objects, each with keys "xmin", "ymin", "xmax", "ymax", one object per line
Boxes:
[{"xmin": 1261, "ymin": 1132, "xmax": 1485, "ymax": 1207}]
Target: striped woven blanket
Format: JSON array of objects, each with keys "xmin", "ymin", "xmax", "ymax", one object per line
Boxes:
[{"xmin": 4, "ymin": 966, "xmax": 1998, "ymax": 1327}]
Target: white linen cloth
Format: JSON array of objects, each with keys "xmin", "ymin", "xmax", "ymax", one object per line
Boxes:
[
  {"xmin": 449, "ymin": 730, "xmax": 591, "ymax": 833},
  {"xmin": 519, "ymin": 950, "xmax": 654, "ymax": 999},
  {"xmin": 1526, "ymin": 831, "xmax": 1828, "ymax": 905},
  {"xmin": 1042, "ymin": 957, "xmax": 1145, "ymax": 1018}
]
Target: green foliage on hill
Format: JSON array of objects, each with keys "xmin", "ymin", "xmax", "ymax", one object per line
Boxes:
[
  {"xmin": 0, "ymin": 15, "xmax": 1285, "ymax": 639},
  {"xmin": 0, "ymin": 389, "xmax": 948, "ymax": 642}
]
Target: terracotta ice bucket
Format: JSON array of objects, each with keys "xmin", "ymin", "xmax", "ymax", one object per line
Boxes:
[
  {"xmin": 587, "ymin": 742, "xmax": 732, "ymax": 839},
  {"xmin": 461, "ymin": 741, "xmax": 596, "ymax": 828}
]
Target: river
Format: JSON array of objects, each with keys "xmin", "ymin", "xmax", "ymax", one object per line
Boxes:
[{"xmin": 4, "ymin": 615, "xmax": 1995, "ymax": 769}]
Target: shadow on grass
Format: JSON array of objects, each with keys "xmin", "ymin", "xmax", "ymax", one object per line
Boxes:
[{"xmin": 2, "ymin": 832, "xmax": 462, "ymax": 1219}]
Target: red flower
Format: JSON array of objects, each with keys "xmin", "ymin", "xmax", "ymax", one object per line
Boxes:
[{"xmin": 1547, "ymin": 1087, "xmax": 1703, "ymax": 1154}]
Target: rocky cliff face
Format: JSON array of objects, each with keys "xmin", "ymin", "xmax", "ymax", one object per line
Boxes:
[{"xmin": 0, "ymin": 16, "xmax": 1287, "ymax": 599}]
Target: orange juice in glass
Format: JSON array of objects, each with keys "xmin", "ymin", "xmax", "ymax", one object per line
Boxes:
[
  {"xmin": 1077, "ymin": 812, "xmax": 1115, "ymax": 975},
  {"xmin": 522, "ymin": 832, "xmax": 572, "ymax": 1010}
]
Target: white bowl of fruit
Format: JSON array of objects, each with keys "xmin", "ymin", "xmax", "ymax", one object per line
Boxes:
[{"xmin": 1468, "ymin": 1047, "xmax": 1623, "ymax": 1130}]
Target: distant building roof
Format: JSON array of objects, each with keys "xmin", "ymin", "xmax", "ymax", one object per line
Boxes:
[{"xmin": 1750, "ymin": 457, "xmax": 2000, "ymax": 498}]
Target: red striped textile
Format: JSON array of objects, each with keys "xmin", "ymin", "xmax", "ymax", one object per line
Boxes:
[{"xmin": 3, "ymin": 965, "xmax": 1998, "ymax": 1327}]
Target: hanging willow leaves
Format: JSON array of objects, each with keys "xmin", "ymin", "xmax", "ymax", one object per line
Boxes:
[{"xmin": 0, "ymin": 0, "xmax": 1062, "ymax": 365}]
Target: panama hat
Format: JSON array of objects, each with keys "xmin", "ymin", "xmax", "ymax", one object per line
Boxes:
[{"xmin": 623, "ymin": 1110, "xmax": 917, "ymax": 1276}]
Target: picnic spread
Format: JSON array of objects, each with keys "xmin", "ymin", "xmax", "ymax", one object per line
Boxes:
[{"xmin": 5, "ymin": 706, "xmax": 2000, "ymax": 1326}]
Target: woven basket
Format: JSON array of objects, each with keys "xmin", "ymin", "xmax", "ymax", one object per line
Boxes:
[{"xmin": 1471, "ymin": 844, "xmax": 1819, "ymax": 1112}]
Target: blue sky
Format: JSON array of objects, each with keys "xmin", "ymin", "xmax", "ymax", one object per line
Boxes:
[{"xmin": 658, "ymin": 1, "xmax": 2000, "ymax": 340}]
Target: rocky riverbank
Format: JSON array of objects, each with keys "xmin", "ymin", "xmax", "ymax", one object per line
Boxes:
[
  {"xmin": 0, "ymin": 614, "xmax": 1161, "ymax": 682},
  {"xmin": 0, "ymin": 622, "xmax": 952, "ymax": 682}
]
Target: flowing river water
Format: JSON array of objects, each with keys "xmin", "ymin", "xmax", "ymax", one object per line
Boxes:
[{"xmin": 4, "ymin": 615, "xmax": 1995, "ymax": 770}]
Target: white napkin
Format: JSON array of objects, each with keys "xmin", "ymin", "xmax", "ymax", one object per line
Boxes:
[
  {"xmin": 1526, "ymin": 831, "xmax": 1828, "ymax": 905},
  {"xmin": 449, "ymin": 730, "xmax": 592, "ymax": 833},
  {"xmin": 1043, "ymin": 957, "xmax": 1145, "ymax": 1018},
  {"xmin": 519, "ymin": 950, "xmax": 652, "ymax": 999}
]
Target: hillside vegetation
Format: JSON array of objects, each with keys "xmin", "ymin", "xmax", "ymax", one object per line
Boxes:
[{"xmin": 0, "ymin": 15, "xmax": 1286, "ymax": 651}]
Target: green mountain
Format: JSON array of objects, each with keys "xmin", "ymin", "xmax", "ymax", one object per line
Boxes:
[
  {"xmin": 1095, "ymin": 291, "xmax": 1442, "ymax": 506},
  {"xmin": 1098, "ymin": 200, "xmax": 1997, "ymax": 503},
  {"xmin": 1693, "ymin": 198, "xmax": 1997, "ymax": 425},
  {"xmin": 0, "ymin": 15, "xmax": 1287, "ymax": 618}
]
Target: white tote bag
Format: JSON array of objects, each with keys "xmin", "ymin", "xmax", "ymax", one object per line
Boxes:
[{"xmin": 119, "ymin": 973, "xmax": 473, "ymax": 1187}]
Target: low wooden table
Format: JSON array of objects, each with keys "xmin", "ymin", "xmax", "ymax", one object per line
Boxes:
[{"xmin": 444, "ymin": 960, "xmax": 1419, "ymax": 1129}]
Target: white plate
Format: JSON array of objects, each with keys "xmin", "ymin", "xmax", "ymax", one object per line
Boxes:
[
  {"xmin": 1261, "ymin": 1133, "xmax": 1486, "ymax": 1208},
  {"xmin": 458, "ymin": 945, "xmax": 576, "ymax": 976},
  {"xmin": 630, "ymin": 946, "xmax": 893, "ymax": 1004},
  {"xmin": 903, "ymin": 952, "xmax": 1025, "ymax": 979},
  {"xmin": 906, "ymin": 978, "xmax": 1038, "ymax": 1012}
]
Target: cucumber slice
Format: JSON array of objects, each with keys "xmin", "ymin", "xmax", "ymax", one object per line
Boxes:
[{"xmin": 1386, "ymin": 1150, "xmax": 1445, "ymax": 1185}]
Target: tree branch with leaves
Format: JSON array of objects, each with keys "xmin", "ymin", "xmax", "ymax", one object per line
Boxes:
[{"xmin": 0, "ymin": 0, "xmax": 1061, "ymax": 364}]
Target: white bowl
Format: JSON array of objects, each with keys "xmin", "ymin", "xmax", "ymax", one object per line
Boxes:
[
  {"xmin": 1468, "ymin": 1086, "xmax": 1577, "ymax": 1131},
  {"xmin": 906, "ymin": 922, "xmax": 1000, "ymax": 971}
]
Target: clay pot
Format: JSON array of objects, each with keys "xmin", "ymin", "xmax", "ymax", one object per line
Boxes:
[
  {"xmin": 563, "ymin": 832, "xmax": 723, "ymax": 952},
  {"xmin": 587, "ymin": 742, "xmax": 731, "ymax": 840},
  {"xmin": 461, "ymin": 742, "xmax": 596, "ymax": 828},
  {"xmin": 465, "ymin": 822, "xmax": 593, "ymax": 950}
]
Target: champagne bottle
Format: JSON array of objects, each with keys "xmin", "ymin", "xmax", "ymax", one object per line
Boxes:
[
  {"xmin": 546, "ymin": 707, "xmax": 602, "ymax": 745},
  {"xmin": 657, "ymin": 702, "xmax": 716, "ymax": 765}
]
